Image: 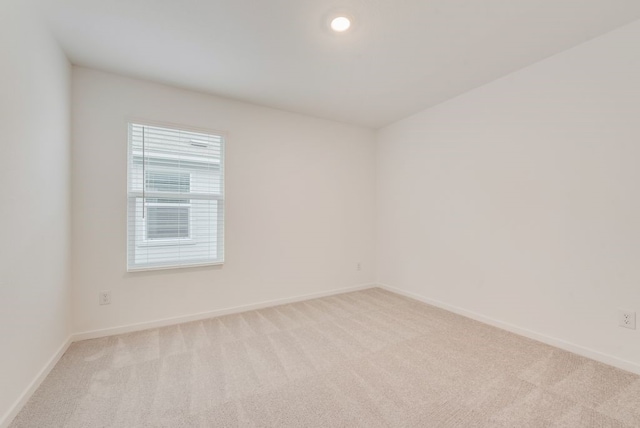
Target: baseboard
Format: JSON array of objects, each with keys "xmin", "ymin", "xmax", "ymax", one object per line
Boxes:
[
  {"xmin": 0, "ymin": 335, "xmax": 73, "ymax": 428},
  {"xmin": 377, "ymin": 283, "xmax": 640, "ymax": 376},
  {"xmin": 73, "ymin": 283, "xmax": 376, "ymax": 342}
]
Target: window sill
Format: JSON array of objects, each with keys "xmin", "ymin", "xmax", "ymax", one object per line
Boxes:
[{"xmin": 127, "ymin": 260, "xmax": 224, "ymax": 272}]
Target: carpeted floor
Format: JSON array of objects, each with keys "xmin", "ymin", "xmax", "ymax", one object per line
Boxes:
[{"xmin": 10, "ymin": 288, "xmax": 640, "ymax": 427}]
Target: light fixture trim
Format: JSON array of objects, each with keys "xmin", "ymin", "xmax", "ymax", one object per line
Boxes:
[{"xmin": 330, "ymin": 16, "xmax": 351, "ymax": 32}]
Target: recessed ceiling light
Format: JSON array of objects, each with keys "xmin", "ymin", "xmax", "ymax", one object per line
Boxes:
[{"xmin": 330, "ymin": 16, "xmax": 351, "ymax": 32}]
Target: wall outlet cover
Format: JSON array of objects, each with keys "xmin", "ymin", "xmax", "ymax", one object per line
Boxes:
[
  {"xmin": 99, "ymin": 290, "xmax": 112, "ymax": 305},
  {"xmin": 618, "ymin": 310, "xmax": 636, "ymax": 330}
]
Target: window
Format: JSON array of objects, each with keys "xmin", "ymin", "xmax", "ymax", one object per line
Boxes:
[{"xmin": 127, "ymin": 123, "xmax": 224, "ymax": 270}]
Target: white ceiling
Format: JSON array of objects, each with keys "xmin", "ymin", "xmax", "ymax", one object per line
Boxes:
[{"xmin": 43, "ymin": 0, "xmax": 640, "ymax": 128}]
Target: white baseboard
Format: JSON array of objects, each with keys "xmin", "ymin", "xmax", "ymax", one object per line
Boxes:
[
  {"xmin": 73, "ymin": 283, "xmax": 376, "ymax": 342},
  {"xmin": 0, "ymin": 335, "xmax": 73, "ymax": 428},
  {"xmin": 377, "ymin": 283, "xmax": 640, "ymax": 376}
]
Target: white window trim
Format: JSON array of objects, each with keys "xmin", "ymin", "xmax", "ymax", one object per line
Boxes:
[{"xmin": 126, "ymin": 119, "xmax": 226, "ymax": 272}]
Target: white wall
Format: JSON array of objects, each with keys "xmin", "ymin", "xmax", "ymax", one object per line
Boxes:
[
  {"xmin": 0, "ymin": 1, "xmax": 72, "ymax": 424},
  {"xmin": 71, "ymin": 67, "xmax": 376, "ymax": 334},
  {"xmin": 377, "ymin": 20, "xmax": 640, "ymax": 369}
]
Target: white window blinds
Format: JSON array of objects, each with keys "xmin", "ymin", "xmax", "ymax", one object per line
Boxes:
[{"xmin": 127, "ymin": 123, "xmax": 224, "ymax": 271}]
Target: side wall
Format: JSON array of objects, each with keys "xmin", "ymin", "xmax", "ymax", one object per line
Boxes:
[
  {"xmin": 71, "ymin": 67, "xmax": 376, "ymax": 334},
  {"xmin": 377, "ymin": 20, "xmax": 640, "ymax": 370},
  {"xmin": 0, "ymin": 1, "xmax": 72, "ymax": 424}
]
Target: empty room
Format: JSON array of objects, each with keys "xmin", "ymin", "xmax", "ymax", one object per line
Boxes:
[{"xmin": 3, "ymin": 0, "xmax": 640, "ymax": 426}]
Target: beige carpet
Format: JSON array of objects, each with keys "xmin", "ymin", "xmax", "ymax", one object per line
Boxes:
[{"xmin": 9, "ymin": 288, "xmax": 640, "ymax": 427}]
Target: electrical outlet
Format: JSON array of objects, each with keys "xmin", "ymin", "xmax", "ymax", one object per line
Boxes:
[
  {"xmin": 619, "ymin": 310, "xmax": 636, "ymax": 329},
  {"xmin": 99, "ymin": 290, "xmax": 111, "ymax": 305},
  {"xmin": 356, "ymin": 262, "xmax": 362, "ymax": 271}
]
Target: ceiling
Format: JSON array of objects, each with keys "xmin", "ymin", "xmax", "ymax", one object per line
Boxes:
[{"xmin": 42, "ymin": 0, "xmax": 640, "ymax": 128}]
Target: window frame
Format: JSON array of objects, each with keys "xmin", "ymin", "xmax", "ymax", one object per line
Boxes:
[{"xmin": 126, "ymin": 119, "xmax": 226, "ymax": 272}]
